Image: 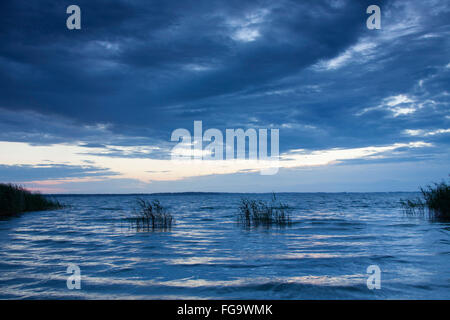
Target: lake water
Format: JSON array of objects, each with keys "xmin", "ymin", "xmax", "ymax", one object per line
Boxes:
[{"xmin": 0, "ymin": 193, "xmax": 448, "ymax": 299}]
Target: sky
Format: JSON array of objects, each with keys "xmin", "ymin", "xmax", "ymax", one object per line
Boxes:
[{"xmin": 0, "ymin": 0, "xmax": 449, "ymax": 193}]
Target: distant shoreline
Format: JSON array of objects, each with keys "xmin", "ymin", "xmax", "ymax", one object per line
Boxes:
[{"xmin": 47, "ymin": 191, "xmax": 420, "ymax": 196}]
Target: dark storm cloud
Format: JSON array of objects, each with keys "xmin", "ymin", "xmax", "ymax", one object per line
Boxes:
[
  {"xmin": 0, "ymin": 0, "xmax": 448, "ymax": 156},
  {"xmin": 0, "ymin": 2, "xmax": 379, "ymax": 128}
]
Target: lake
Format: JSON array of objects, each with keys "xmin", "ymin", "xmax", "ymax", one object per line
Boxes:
[{"xmin": 0, "ymin": 193, "xmax": 448, "ymax": 299}]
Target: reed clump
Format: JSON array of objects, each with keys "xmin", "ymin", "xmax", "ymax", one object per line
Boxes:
[
  {"xmin": 0, "ymin": 183, "xmax": 63, "ymax": 217},
  {"xmin": 238, "ymin": 193, "xmax": 292, "ymax": 227},
  {"xmin": 400, "ymin": 181, "xmax": 450, "ymax": 220},
  {"xmin": 132, "ymin": 198, "xmax": 174, "ymax": 231}
]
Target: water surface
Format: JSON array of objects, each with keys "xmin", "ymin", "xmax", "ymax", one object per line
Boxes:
[{"xmin": 0, "ymin": 193, "xmax": 448, "ymax": 299}]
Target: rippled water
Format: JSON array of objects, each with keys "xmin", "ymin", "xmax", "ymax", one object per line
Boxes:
[{"xmin": 0, "ymin": 193, "xmax": 448, "ymax": 299}]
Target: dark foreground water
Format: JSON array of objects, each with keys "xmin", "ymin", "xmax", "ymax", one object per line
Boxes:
[{"xmin": 0, "ymin": 193, "xmax": 448, "ymax": 299}]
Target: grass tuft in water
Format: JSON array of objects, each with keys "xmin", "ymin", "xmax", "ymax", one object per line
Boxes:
[
  {"xmin": 131, "ymin": 198, "xmax": 174, "ymax": 231},
  {"xmin": 238, "ymin": 193, "xmax": 292, "ymax": 227},
  {"xmin": 400, "ymin": 180, "xmax": 450, "ymax": 220},
  {"xmin": 0, "ymin": 183, "xmax": 63, "ymax": 217}
]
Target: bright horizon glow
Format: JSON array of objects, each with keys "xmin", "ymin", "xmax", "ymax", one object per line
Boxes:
[{"xmin": 0, "ymin": 140, "xmax": 437, "ymax": 193}]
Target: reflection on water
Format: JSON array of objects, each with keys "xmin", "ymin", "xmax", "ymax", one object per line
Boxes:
[{"xmin": 0, "ymin": 193, "xmax": 448, "ymax": 299}]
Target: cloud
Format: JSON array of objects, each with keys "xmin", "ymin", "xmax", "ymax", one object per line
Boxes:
[
  {"xmin": 0, "ymin": 0, "xmax": 449, "ymax": 192},
  {"xmin": 403, "ymin": 128, "xmax": 450, "ymax": 137},
  {"xmin": 0, "ymin": 139, "xmax": 434, "ymax": 190},
  {"xmin": 314, "ymin": 40, "xmax": 377, "ymax": 70},
  {"xmin": 357, "ymin": 94, "xmax": 418, "ymax": 117},
  {"xmin": 0, "ymin": 163, "xmax": 118, "ymax": 182}
]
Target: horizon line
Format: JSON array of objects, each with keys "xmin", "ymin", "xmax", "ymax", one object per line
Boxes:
[{"xmin": 44, "ymin": 191, "xmax": 420, "ymax": 196}]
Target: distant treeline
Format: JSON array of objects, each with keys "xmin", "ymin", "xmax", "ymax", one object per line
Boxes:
[{"xmin": 0, "ymin": 184, "xmax": 63, "ymax": 217}]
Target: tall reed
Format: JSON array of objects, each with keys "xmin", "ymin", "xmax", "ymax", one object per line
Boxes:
[
  {"xmin": 0, "ymin": 183, "xmax": 62, "ymax": 217},
  {"xmin": 131, "ymin": 198, "xmax": 174, "ymax": 231},
  {"xmin": 400, "ymin": 180, "xmax": 450, "ymax": 220},
  {"xmin": 238, "ymin": 193, "xmax": 292, "ymax": 227}
]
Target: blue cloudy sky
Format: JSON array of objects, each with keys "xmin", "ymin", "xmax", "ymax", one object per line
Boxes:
[{"xmin": 0, "ymin": 0, "xmax": 449, "ymax": 193}]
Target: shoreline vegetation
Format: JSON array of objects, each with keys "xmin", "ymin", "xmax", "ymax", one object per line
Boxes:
[
  {"xmin": 0, "ymin": 183, "xmax": 63, "ymax": 217},
  {"xmin": 131, "ymin": 198, "xmax": 174, "ymax": 231},
  {"xmin": 238, "ymin": 193, "xmax": 292, "ymax": 227},
  {"xmin": 2, "ymin": 180, "xmax": 448, "ymax": 223},
  {"xmin": 400, "ymin": 180, "xmax": 449, "ymax": 220},
  {"xmin": 129, "ymin": 193, "xmax": 294, "ymax": 231}
]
